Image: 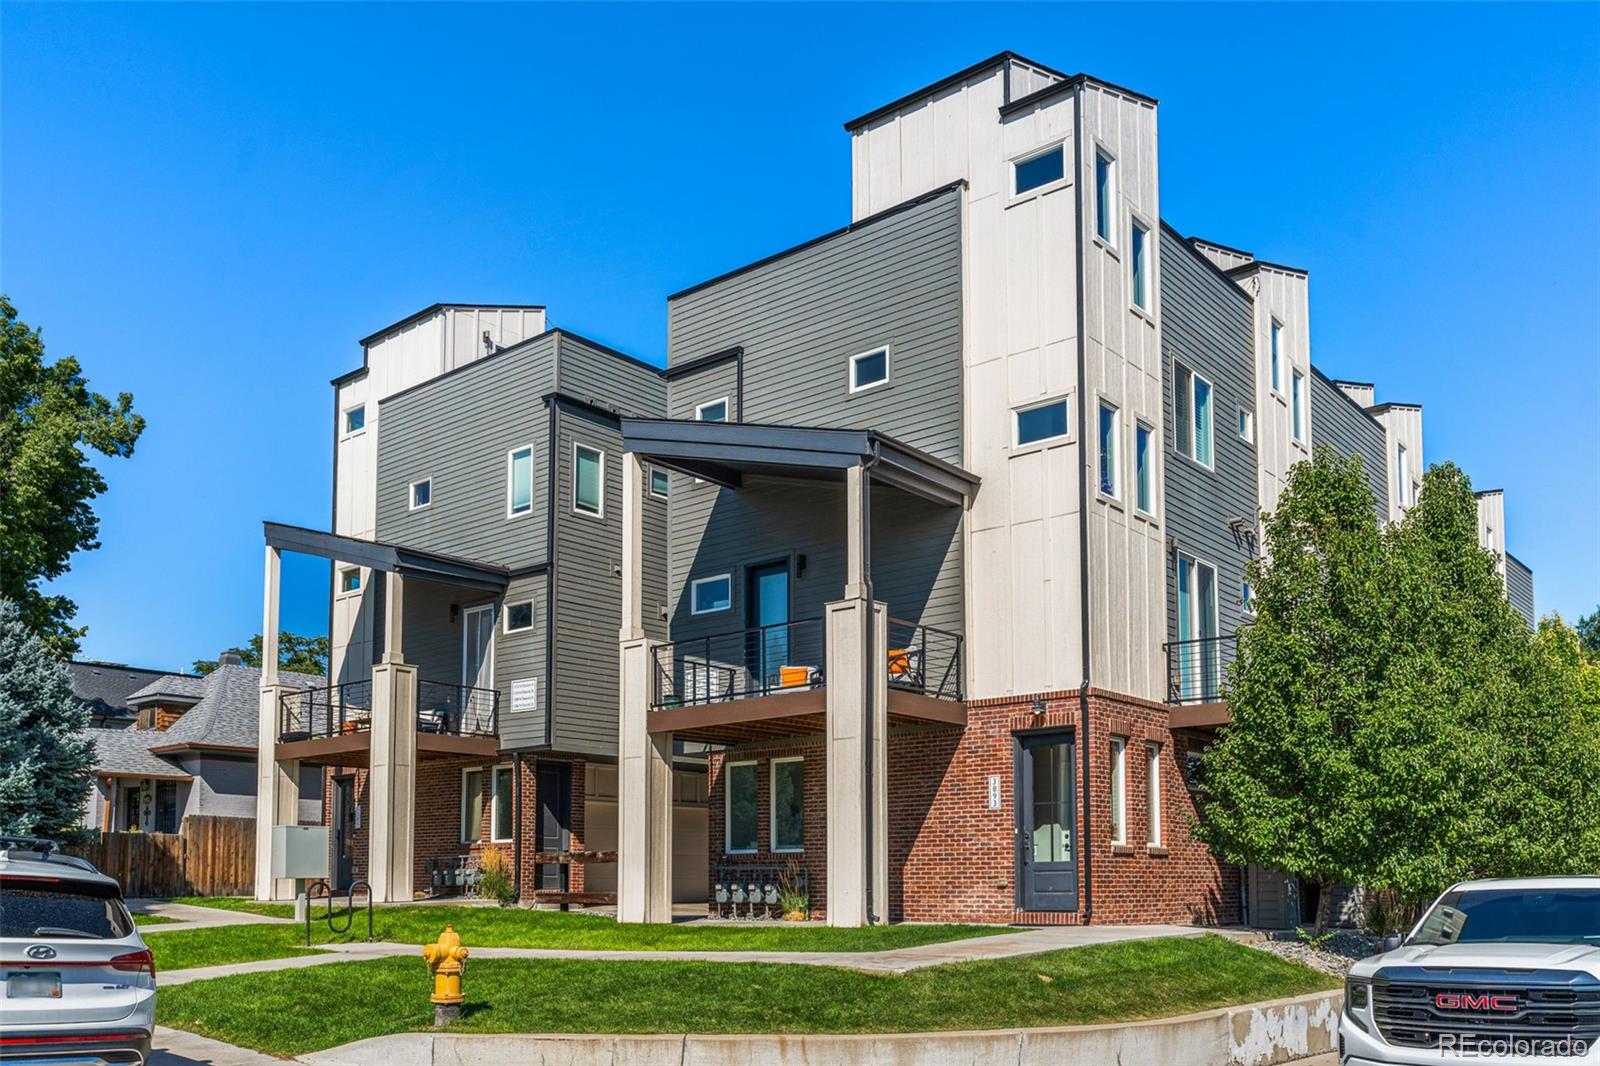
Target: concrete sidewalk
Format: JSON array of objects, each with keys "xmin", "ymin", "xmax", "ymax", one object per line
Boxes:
[
  {"xmin": 151, "ymin": 1026, "xmax": 281, "ymax": 1066},
  {"xmin": 131, "ymin": 899, "xmax": 297, "ymax": 933}
]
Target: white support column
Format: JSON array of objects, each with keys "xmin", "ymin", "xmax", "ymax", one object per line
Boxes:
[
  {"xmin": 368, "ymin": 570, "xmax": 416, "ymax": 902},
  {"xmin": 616, "ymin": 450, "xmax": 672, "ymax": 923},
  {"xmin": 254, "ymin": 545, "xmax": 300, "ymax": 900},
  {"xmin": 844, "ymin": 464, "xmax": 868, "ymax": 601}
]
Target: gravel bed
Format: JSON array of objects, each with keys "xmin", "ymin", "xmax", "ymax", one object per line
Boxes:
[{"xmin": 1253, "ymin": 929, "xmax": 1379, "ymax": 977}]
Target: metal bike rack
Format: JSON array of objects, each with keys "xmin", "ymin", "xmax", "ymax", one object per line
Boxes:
[{"xmin": 302, "ymin": 879, "xmax": 373, "ymax": 947}]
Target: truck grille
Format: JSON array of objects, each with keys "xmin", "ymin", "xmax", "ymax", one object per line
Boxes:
[{"xmin": 1372, "ymin": 966, "xmax": 1600, "ymax": 1054}]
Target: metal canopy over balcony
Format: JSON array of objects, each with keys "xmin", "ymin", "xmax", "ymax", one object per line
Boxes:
[
  {"xmin": 262, "ymin": 521, "xmax": 510, "ymax": 594},
  {"xmin": 619, "ymin": 419, "xmax": 979, "ymax": 508}
]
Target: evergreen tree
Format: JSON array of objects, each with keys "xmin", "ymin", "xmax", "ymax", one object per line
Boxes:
[{"xmin": 0, "ymin": 598, "xmax": 96, "ymax": 838}]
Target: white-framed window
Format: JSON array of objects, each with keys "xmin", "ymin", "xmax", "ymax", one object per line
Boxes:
[
  {"xmin": 1411, "ymin": 479, "xmax": 1421, "ymax": 508},
  {"xmin": 1241, "ymin": 580, "xmax": 1255, "ymax": 616},
  {"xmin": 503, "ymin": 600, "xmax": 534, "ymax": 634},
  {"xmin": 342, "ymin": 404, "xmax": 366, "ymax": 436},
  {"xmin": 1395, "ymin": 443, "xmax": 1407, "ymax": 507},
  {"xmin": 690, "ymin": 574, "xmax": 732, "ymax": 615},
  {"xmin": 1177, "ymin": 553, "xmax": 1222, "ymax": 701},
  {"xmin": 770, "ymin": 756, "xmax": 804, "ymax": 853},
  {"xmin": 1146, "ymin": 742, "xmax": 1162, "ymax": 846},
  {"xmin": 507, "ymin": 445, "xmax": 534, "ymax": 517},
  {"xmin": 1135, "ymin": 421, "xmax": 1154, "ymax": 515},
  {"xmin": 572, "ymin": 443, "xmax": 603, "ymax": 517},
  {"xmin": 461, "ymin": 767, "xmax": 485, "ymax": 843},
  {"xmin": 1130, "ymin": 219, "xmax": 1151, "ymax": 311},
  {"xmin": 338, "ymin": 567, "xmax": 361, "ymax": 595},
  {"xmin": 1174, "ymin": 364, "xmax": 1214, "ymax": 467},
  {"xmin": 1014, "ymin": 398, "xmax": 1070, "ymax": 447},
  {"xmin": 1110, "ymin": 736, "xmax": 1128, "ymax": 845},
  {"xmin": 1270, "ymin": 320, "xmax": 1283, "ymax": 393},
  {"xmin": 1012, "ymin": 143, "xmax": 1065, "ymax": 196},
  {"xmin": 1094, "ymin": 148, "xmax": 1116, "ymax": 243},
  {"xmin": 491, "ymin": 764, "xmax": 514, "ymax": 843},
  {"xmin": 462, "ymin": 764, "xmax": 515, "ymax": 844},
  {"xmin": 1097, "ymin": 401, "xmax": 1120, "ymax": 499},
  {"xmin": 724, "ymin": 760, "xmax": 758, "ymax": 854},
  {"xmin": 409, "ymin": 478, "xmax": 432, "ymax": 510},
  {"xmin": 650, "ymin": 468, "xmax": 670, "ymax": 499},
  {"xmin": 1237, "ymin": 407, "xmax": 1254, "ymax": 444},
  {"xmin": 848, "ymin": 347, "xmax": 890, "ymax": 393},
  {"xmin": 695, "ymin": 397, "xmax": 729, "ymax": 423},
  {"xmin": 1291, "ymin": 371, "xmax": 1306, "ymax": 442}
]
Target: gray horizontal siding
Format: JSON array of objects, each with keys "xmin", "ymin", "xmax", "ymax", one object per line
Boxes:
[
  {"xmin": 1159, "ymin": 226, "xmax": 1258, "ymax": 657},
  {"xmin": 496, "ymin": 572, "xmax": 550, "ymax": 748},
  {"xmin": 1310, "ymin": 368, "xmax": 1388, "ymax": 517},
  {"xmin": 1506, "ymin": 555, "xmax": 1535, "ymax": 628},
  {"xmin": 556, "ymin": 334, "xmax": 666, "ymax": 419}
]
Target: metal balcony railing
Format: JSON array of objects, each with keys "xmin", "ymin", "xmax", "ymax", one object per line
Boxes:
[
  {"xmin": 277, "ymin": 678, "xmax": 498, "ymax": 741},
  {"xmin": 416, "ymin": 680, "xmax": 499, "ymax": 737},
  {"xmin": 651, "ymin": 619, "xmax": 826, "ymax": 709},
  {"xmin": 1164, "ymin": 635, "xmax": 1237, "ymax": 704},
  {"xmin": 886, "ymin": 618, "xmax": 965, "ymax": 702}
]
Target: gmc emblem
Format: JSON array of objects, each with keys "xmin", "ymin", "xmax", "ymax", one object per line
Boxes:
[{"xmin": 1435, "ymin": 992, "xmax": 1518, "ymax": 1012}]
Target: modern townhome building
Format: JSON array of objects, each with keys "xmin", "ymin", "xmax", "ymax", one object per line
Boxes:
[{"xmin": 253, "ymin": 305, "xmax": 714, "ymax": 904}]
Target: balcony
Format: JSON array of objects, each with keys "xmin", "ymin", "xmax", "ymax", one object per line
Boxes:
[
  {"xmin": 1163, "ymin": 635, "xmax": 1236, "ymax": 728},
  {"xmin": 276, "ymin": 678, "xmax": 501, "ymax": 765}
]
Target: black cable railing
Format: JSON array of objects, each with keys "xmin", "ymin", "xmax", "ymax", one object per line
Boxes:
[
  {"xmin": 416, "ymin": 680, "xmax": 499, "ymax": 737},
  {"xmin": 279, "ymin": 680, "xmax": 372, "ymax": 741},
  {"xmin": 651, "ymin": 618, "xmax": 826, "ymax": 709},
  {"xmin": 1163, "ymin": 635, "xmax": 1237, "ymax": 704},
  {"xmin": 885, "ymin": 618, "xmax": 965, "ymax": 702}
]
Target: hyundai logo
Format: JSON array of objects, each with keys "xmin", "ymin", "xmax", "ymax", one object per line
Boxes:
[{"xmin": 24, "ymin": 945, "xmax": 56, "ymax": 960}]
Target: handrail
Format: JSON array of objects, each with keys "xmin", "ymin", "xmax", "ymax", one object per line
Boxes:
[
  {"xmin": 1162, "ymin": 635, "xmax": 1237, "ymax": 705},
  {"xmin": 279, "ymin": 677, "xmax": 498, "ymax": 740},
  {"xmin": 651, "ymin": 617, "xmax": 825, "ymax": 709},
  {"xmin": 885, "ymin": 618, "xmax": 965, "ymax": 702}
]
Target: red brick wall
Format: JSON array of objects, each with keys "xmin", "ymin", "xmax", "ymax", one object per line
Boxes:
[
  {"xmin": 516, "ymin": 756, "xmax": 588, "ymax": 899},
  {"xmin": 706, "ymin": 743, "xmax": 827, "ymax": 919}
]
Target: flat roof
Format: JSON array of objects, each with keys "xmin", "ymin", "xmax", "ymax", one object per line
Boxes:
[
  {"xmin": 358, "ymin": 303, "xmax": 545, "ymax": 348},
  {"xmin": 263, "ymin": 522, "xmax": 510, "ymax": 594},
  {"xmin": 843, "ymin": 51, "xmax": 1068, "ymax": 132}
]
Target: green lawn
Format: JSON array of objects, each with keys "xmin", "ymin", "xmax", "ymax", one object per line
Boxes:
[
  {"xmin": 144, "ymin": 924, "xmax": 322, "ymax": 973},
  {"xmin": 132, "ymin": 913, "xmax": 182, "ymax": 926},
  {"xmin": 156, "ymin": 935, "xmax": 1337, "ymax": 1056}
]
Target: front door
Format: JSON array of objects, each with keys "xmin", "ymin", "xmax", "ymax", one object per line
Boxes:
[
  {"xmin": 1016, "ymin": 732, "xmax": 1078, "ymax": 912},
  {"xmin": 745, "ymin": 560, "xmax": 790, "ymax": 691},
  {"xmin": 535, "ymin": 762, "xmax": 572, "ymax": 892},
  {"xmin": 332, "ymin": 775, "xmax": 356, "ymax": 890}
]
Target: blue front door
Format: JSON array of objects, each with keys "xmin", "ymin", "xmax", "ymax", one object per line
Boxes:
[{"xmin": 746, "ymin": 561, "xmax": 790, "ymax": 690}]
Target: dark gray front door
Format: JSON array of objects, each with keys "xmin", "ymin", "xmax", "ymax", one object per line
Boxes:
[
  {"xmin": 332, "ymin": 775, "xmax": 356, "ymax": 890},
  {"xmin": 535, "ymin": 762, "xmax": 571, "ymax": 892},
  {"xmin": 1016, "ymin": 732, "xmax": 1078, "ymax": 912},
  {"xmin": 745, "ymin": 560, "xmax": 790, "ymax": 689}
]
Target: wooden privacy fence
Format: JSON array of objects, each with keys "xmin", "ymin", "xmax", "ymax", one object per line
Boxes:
[{"xmin": 71, "ymin": 816, "xmax": 255, "ymax": 898}]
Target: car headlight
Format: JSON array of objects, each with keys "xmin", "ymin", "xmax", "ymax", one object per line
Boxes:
[{"xmin": 1344, "ymin": 977, "xmax": 1370, "ymax": 1033}]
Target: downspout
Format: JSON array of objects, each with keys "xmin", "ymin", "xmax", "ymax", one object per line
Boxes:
[
  {"xmin": 512, "ymin": 751, "xmax": 523, "ymax": 900},
  {"xmin": 862, "ymin": 445, "xmax": 882, "ymax": 925},
  {"xmin": 543, "ymin": 394, "xmax": 559, "ymax": 750},
  {"xmin": 1071, "ymin": 88, "xmax": 1094, "ymax": 926}
]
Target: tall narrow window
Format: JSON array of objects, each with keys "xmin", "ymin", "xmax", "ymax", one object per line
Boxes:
[
  {"xmin": 1291, "ymin": 371, "xmax": 1305, "ymax": 441},
  {"xmin": 491, "ymin": 765, "xmax": 513, "ymax": 842},
  {"xmin": 1095, "ymin": 151, "xmax": 1114, "ymax": 242},
  {"xmin": 1194, "ymin": 375, "xmax": 1214, "ymax": 464},
  {"xmin": 1098, "ymin": 402, "xmax": 1119, "ymax": 498},
  {"xmin": 1130, "ymin": 221, "xmax": 1151, "ymax": 310},
  {"xmin": 725, "ymin": 761, "xmax": 758, "ymax": 853},
  {"xmin": 771, "ymin": 757, "xmax": 804, "ymax": 853},
  {"xmin": 1174, "ymin": 365, "xmax": 1213, "ymax": 466},
  {"xmin": 1135, "ymin": 422, "xmax": 1153, "ymax": 514},
  {"xmin": 1013, "ymin": 145, "xmax": 1064, "ymax": 195},
  {"xmin": 1146, "ymin": 743, "xmax": 1162, "ymax": 846},
  {"xmin": 1237, "ymin": 408, "xmax": 1254, "ymax": 443},
  {"xmin": 154, "ymin": 781, "xmax": 179, "ymax": 834},
  {"xmin": 1110, "ymin": 737, "xmax": 1127, "ymax": 845},
  {"xmin": 461, "ymin": 768, "xmax": 485, "ymax": 843},
  {"xmin": 695, "ymin": 398, "xmax": 729, "ymax": 422},
  {"xmin": 1177, "ymin": 554, "xmax": 1221, "ymax": 701},
  {"xmin": 508, "ymin": 446, "xmax": 534, "ymax": 516},
  {"xmin": 1395, "ymin": 443, "xmax": 1408, "ymax": 507},
  {"xmin": 650, "ymin": 468, "xmax": 670, "ymax": 499},
  {"xmin": 1270, "ymin": 320, "xmax": 1283, "ymax": 392},
  {"xmin": 573, "ymin": 444, "xmax": 603, "ymax": 516}
]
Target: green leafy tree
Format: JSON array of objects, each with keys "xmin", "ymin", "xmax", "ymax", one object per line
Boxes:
[
  {"xmin": 192, "ymin": 632, "xmax": 328, "ymax": 676},
  {"xmin": 0, "ymin": 598, "xmax": 96, "ymax": 839},
  {"xmin": 0, "ymin": 297, "xmax": 145, "ymax": 655},
  {"xmin": 1574, "ymin": 607, "xmax": 1600, "ymax": 662}
]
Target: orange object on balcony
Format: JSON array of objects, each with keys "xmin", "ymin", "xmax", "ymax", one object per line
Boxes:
[
  {"xmin": 778, "ymin": 666, "xmax": 812, "ymax": 688},
  {"xmin": 887, "ymin": 649, "xmax": 912, "ymax": 676}
]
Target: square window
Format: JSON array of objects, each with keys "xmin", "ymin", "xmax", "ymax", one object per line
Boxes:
[
  {"xmin": 725, "ymin": 761, "xmax": 758, "ymax": 853},
  {"xmin": 695, "ymin": 398, "xmax": 729, "ymax": 423},
  {"xmin": 410, "ymin": 479, "xmax": 432, "ymax": 510},
  {"xmin": 504, "ymin": 601, "xmax": 534, "ymax": 633},
  {"xmin": 1015, "ymin": 399, "xmax": 1069, "ymax": 446},
  {"xmin": 1135, "ymin": 422, "xmax": 1154, "ymax": 514},
  {"xmin": 849, "ymin": 347, "xmax": 889, "ymax": 393},
  {"xmin": 1095, "ymin": 151, "xmax": 1115, "ymax": 242},
  {"xmin": 691, "ymin": 574, "xmax": 731, "ymax": 615},
  {"xmin": 1098, "ymin": 402, "xmax": 1120, "ymax": 499},
  {"xmin": 343, "ymin": 405, "xmax": 365, "ymax": 435},
  {"xmin": 339, "ymin": 568, "xmax": 361, "ymax": 594},
  {"xmin": 1130, "ymin": 221, "xmax": 1151, "ymax": 310},
  {"xmin": 508, "ymin": 446, "xmax": 534, "ymax": 516},
  {"xmin": 1237, "ymin": 408, "xmax": 1254, "ymax": 443},
  {"xmin": 771, "ymin": 757, "xmax": 804, "ymax": 853},
  {"xmin": 650, "ymin": 468, "xmax": 670, "ymax": 498},
  {"xmin": 573, "ymin": 444, "xmax": 603, "ymax": 516},
  {"xmin": 1013, "ymin": 145, "xmax": 1064, "ymax": 195}
]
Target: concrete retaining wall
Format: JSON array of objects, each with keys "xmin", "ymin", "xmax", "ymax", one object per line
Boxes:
[{"xmin": 301, "ymin": 990, "xmax": 1341, "ymax": 1066}]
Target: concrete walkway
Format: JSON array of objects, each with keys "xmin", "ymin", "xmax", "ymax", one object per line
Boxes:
[
  {"xmin": 150, "ymin": 1025, "xmax": 282, "ymax": 1066},
  {"xmin": 131, "ymin": 899, "xmax": 297, "ymax": 933}
]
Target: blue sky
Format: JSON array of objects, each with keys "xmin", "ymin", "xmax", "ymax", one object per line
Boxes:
[{"xmin": 4, "ymin": 3, "xmax": 1597, "ymax": 672}]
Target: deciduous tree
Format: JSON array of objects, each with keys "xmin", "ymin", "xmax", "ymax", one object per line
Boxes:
[{"xmin": 192, "ymin": 632, "xmax": 328, "ymax": 676}]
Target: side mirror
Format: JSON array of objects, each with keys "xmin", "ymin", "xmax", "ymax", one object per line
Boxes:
[{"xmin": 1381, "ymin": 934, "xmax": 1402, "ymax": 953}]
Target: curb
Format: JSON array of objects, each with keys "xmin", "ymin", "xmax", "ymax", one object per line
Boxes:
[{"xmin": 297, "ymin": 989, "xmax": 1342, "ymax": 1065}]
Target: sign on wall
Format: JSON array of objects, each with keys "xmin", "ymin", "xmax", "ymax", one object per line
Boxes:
[
  {"xmin": 510, "ymin": 678, "xmax": 538, "ymax": 713},
  {"xmin": 987, "ymin": 774, "xmax": 1002, "ymax": 810}
]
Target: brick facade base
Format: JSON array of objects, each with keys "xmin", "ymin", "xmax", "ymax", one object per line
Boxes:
[{"xmin": 706, "ymin": 688, "xmax": 1242, "ymax": 926}]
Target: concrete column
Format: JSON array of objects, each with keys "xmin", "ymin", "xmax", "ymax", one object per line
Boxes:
[
  {"xmin": 368, "ymin": 660, "xmax": 418, "ymax": 903},
  {"xmin": 620, "ymin": 452, "xmax": 645, "ymax": 641},
  {"xmin": 383, "ymin": 570, "xmax": 406, "ymax": 664},
  {"xmin": 617, "ymin": 637, "xmax": 672, "ymax": 923},
  {"xmin": 843, "ymin": 463, "xmax": 868, "ymax": 600},
  {"xmin": 824, "ymin": 597, "xmax": 888, "ymax": 927},
  {"xmin": 254, "ymin": 545, "xmax": 300, "ymax": 900}
]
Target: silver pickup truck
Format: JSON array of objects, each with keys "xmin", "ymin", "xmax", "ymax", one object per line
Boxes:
[{"xmin": 1340, "ymin": 876, "xmax": 1599, "ymax": 1065}]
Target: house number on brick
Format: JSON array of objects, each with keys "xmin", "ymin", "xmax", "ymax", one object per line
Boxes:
[{"xmin": 987, "ymin": 775, "xmax": 1001, "ymax": 810}]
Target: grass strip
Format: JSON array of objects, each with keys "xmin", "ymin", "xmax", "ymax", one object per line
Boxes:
[{"xmin": 143, "ymin": 924, "xmax": 322, "ymax": 973}]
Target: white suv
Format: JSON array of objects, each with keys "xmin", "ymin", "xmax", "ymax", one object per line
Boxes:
[
  {"xmin": 1341, "ymin": 876, "xmax": 1599, "ymax": 1065},
  {"xmin": 0, "ymin": 837, "xmax": 155, "ymax": 1065}
]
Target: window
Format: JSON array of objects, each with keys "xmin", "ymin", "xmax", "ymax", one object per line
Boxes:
[
  {"xmin": 1291, "ymin": 371, "xmax": 1305, "ymax": 442},
  {"xmin": 155, "ymin": 780, "xmax": 179, "ymax": 833},
  {"xmin": 1097, "ymin": 401, "xmax": 1119, "ymax": 498},
  {"xmin": 573, "ymin": 444, "xmax": 603, "ymax": 516},
  {"xmin": 650, "ymin": 468, "xmax": 670, "ymax": 499},
  {"xmin": 1174, "ymin": 365, "xmax": 1213, "ymax": 466},
  {"xmin": 343, "ymin": 405, "xmax": 365, "ymax": 435},
  {"xmin": 338, "ymin": 568, "xmax": 361, "ymax": 594},
  {"xmin": 1237, "ymin": 408, "xmax": 1254, "ymax": 443},
  {"xmin": 1146, "ymin": 743, "xmax": 1162, "ymax": 846},
  {"xmin": 491, "ymin": 765, "xmax": 513, "ymax": 842},
  {"xmin": 1395, "ymin": 443, "xmax": 1407, "ymax": 507},
  {"xmin": 849, "ymin": 347, "xmax": 889, "ymax": 393},
  {"xmin": 1130, "ymin": 220, "xmax": 1151, "ymax": 310},
  {"xmin": 695, "ymin": 397, "xmax": 729, "ymax": 423},
  {"xmin": 507, "ymin": 446, "xmax": 534, "ymax": 517},
  {"xmin": 1014, "ymin": 399, "xmax": 1070, "ymax": 446},
  {"xmin": 1177, "ymin": 553, "xmax": 1221, "ymax": 701},
  {"xmin": 1013, "ymin": 145, "xmax": 1064, "ymax": 195},
  {"xmin": 1270, "ymin": 320, "xmax": 1283, "ymax": 392},
  {"xmin": 1241, "ymin": 580, "xmax": 1255, "ymax": 616},
  {"xmin": 1110, "ymin": 737, "xmax": 1127, "ymax": 845},
  {"xmin": 1094, "ymin": 150, "xmax": 1114, "ymax": 242},
  {"xmin": 771, "ymin": 757, "xmax": 804, "ymax": 853},
  {"xmin": 725, "ymin": 761, "xmax": 758, "ymax": 853},
  {"xmin": 504, "ymin": 600, "xmax": 534, "ymax": 633},
  {"xmin": 409, "ymin": 479, "xmax": 432, "ymax": 510},
  {"xmin": 1135, "ymin": 422, "xmax": 1154, "ymax": 514},
  {"xmin": 461, "ymin": 768, "xmax": 485, "ymax": 842},
  {"xmin": 691, "ymin": 574, "xmax": 731, "ymax": 615}
]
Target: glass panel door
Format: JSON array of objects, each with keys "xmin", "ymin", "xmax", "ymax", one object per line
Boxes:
[
  {"xmin": 1198, "ymin": 562, "xmax": 1219, "ymax": 698},
  {"xmin": 1177, "ymin": 555, "xmax": 1195, "ymax": 700},
  {"xmin": 1017, "ymin": 732, "xmax": 1078, "ymax": 912},
  {"xmin": 745, "ymin": 561, "xmax": 789, "ymax": 690}
]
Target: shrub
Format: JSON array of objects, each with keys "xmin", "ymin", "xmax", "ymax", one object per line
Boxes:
[{"xmin": 478, "ymin": 849, "xmax": 516, "ymax": 905}]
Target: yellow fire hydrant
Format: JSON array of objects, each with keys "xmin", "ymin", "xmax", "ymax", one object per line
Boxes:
[{"xmin": 422, "ymin": 925, "xmax": 469, "ymax": 1026}]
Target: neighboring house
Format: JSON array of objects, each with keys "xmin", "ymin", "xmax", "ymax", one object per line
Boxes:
[
  {"xmin": 65, "ymin": 660, "xmax": 173, "ymax": 729},
  {"xmin": 254, "ymin": 52, "xmax": 1536, "ymax": 927},
  {"xmin": 86, "ymin": 656, "xmax": 323, "ymax": 833}
]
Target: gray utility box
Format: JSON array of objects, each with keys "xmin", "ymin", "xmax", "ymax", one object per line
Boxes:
[{"xmin": 271, "ymin": 825, "xmax": 330, "ymax": 880}]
